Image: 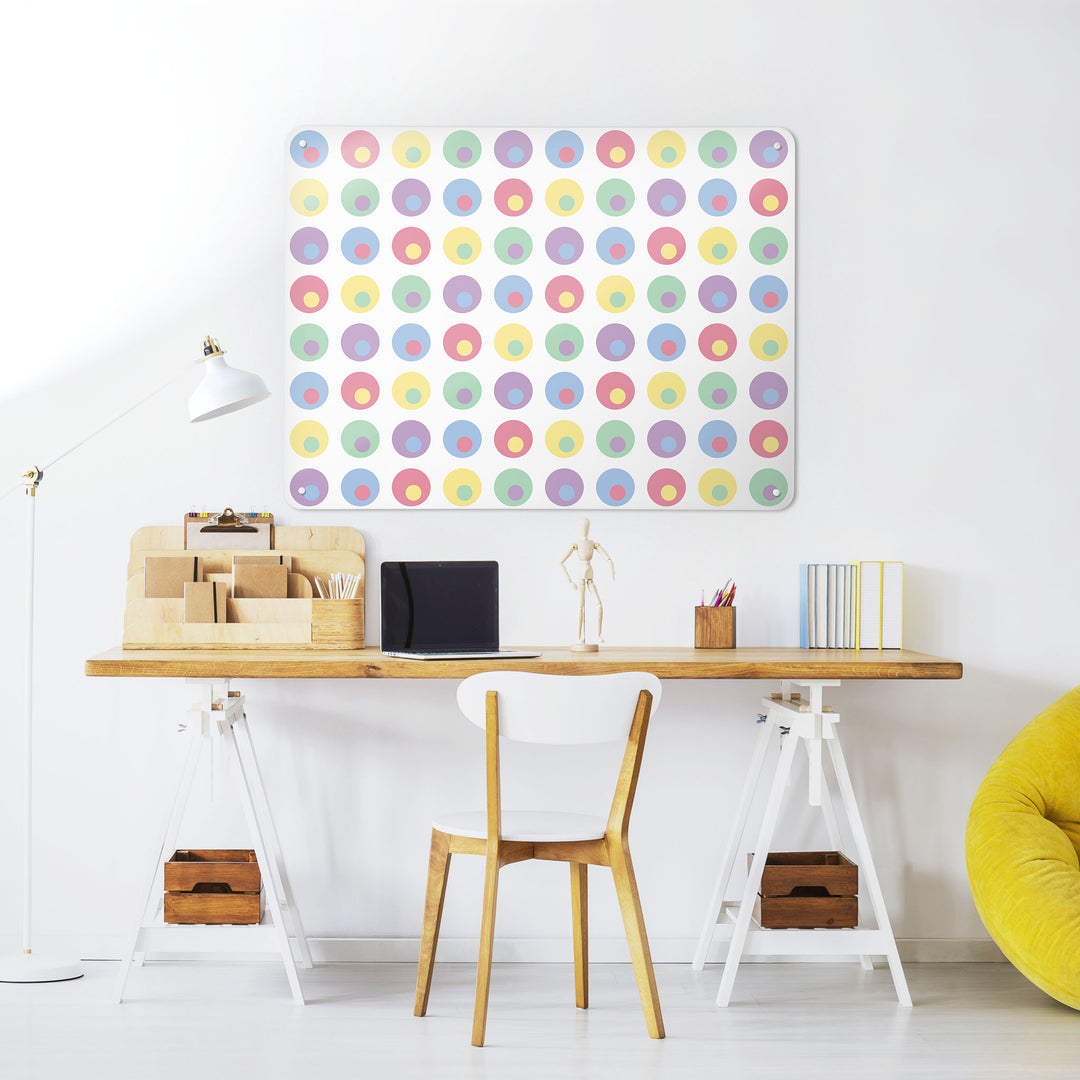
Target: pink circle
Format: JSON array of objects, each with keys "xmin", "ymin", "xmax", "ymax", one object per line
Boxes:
[
  {"xmin": 662, "ymin": 340, "xmax": 677, "ymax": 356},
  {"xmin": 456, "ymin": 195, "xmax": 472, "ymax": 211},
  {"xmin": 646, "ymin": 468, "xmax": 686, "ymax": 506},
  {"xmin": 596, "ymin": 372, "xmax": 635, "ymax": 410},
  {"xmin": 304, "ymin": 146, "xmax": 319, "ymax": 162},
  {"xmin": 354, "ymin": 485, "xmax": 371, "ymax": 501},
  {"xmin": 289, "ymin": 275, "xmax": 328, "ymax": 313},
  {"xmin": 764, "ymin": 291, "xmax": 779, "ymax": 308},
  {"xmin": 406, "ymin": 339, "xmax": 422, "ymax": 357},
  {"xmin": 712, "ymin": 195, "xmax": 728, "ymax": 212},
  {"xmin": 611, "ymin": 244, "xmax": 626, "ymax": 260},
  {"xmin": 712, "ymin": 436, "xmax": 728, "ymax": 452},
  {"xmin": 392, "ymin": 468, "xmax": 430, "ymax": 506},
  {"xmin": 456, "ymin": 436, "xmax": 472, "ymax": 452},
  {"xmin": 611, "ymin": 485, "xmax": 626, "ymax": 501},
  {"xmin": 303, "ymin": 389, "xmax": 319, "ymax": 404},
  {"xmin": 341, "ymin": 371, "xmax": 380, "ymax": 410},
  {"xmin": 509, "ymin": 291, "xmax": 524, "ymax": 307},
  {"xmin": 559, "ymin": 147, "xmax": 574, "ymax": 162},
  {"xmin": 559, "ymin": 389, "xmax": 574, "ymax": 404}
]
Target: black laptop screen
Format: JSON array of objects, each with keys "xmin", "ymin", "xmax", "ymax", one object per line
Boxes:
[{"xmin": 380, "ymin": 561, "xmax": 499, "ymax": 652}]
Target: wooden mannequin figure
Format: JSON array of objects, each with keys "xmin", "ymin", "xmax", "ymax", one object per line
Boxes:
[{"xmin": 559, "ymin": 518, "xmax": 615, "ymax": 652}]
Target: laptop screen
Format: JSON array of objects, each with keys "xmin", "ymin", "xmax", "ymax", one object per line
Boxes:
[{"xmin": 380, "ymin": 561, "xmax": 499, "ymax": 652}]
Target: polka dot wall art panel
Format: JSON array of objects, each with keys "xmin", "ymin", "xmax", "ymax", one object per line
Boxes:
[{"xmin": 285, "ymin": 127, "xmax": 794, "ymax": 509}]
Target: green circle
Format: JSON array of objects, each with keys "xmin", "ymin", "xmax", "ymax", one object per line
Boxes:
[
  {"xmin": 610, "ymin": 291, "xmax": 626, "ymax": 308},
  {"xmin": 303, "ymin": 195, "xmax": 319, "ymax": 211},
  {"xmin": 354, "ymin": 290, "xmax": 370, "ymax": 308},
  {"xmin": 558, "ymin": 195, "xmax": 575, "ymax": 211},
  {"xmin": 406, "ymin": 147, "xmax": 421, "ymax": 163},
  {"xmin": 443, "ymin": 372, "xmax": 482, "ymax": 410},
  {"xmin": 392, "ymin": 275, "xmax": 430, "ymax": 312},
  {"xmin": 698, "ymin": 372, "xmax": 737, "ymax": 410},
  {"xmin": 341, "ymin": 178, "xmax": 379, "ymax": 216},
  {"xmin": 443, "ymin": 130, "xmax": 481, "ymax": 168},
  {"xmin": 699, "ymin": 130, "xmax": 738, "ymax": 168},
  {"xmin": 456, "ymin": 484, "xmax": 473, "ymax": 501},
  {"xmin": 750, "ymin": 468, "xmax": 789, "ymax": 507},
  {"xmin": 546, "ymin": 324, "xmax": 583, "ymax": 362},
  {"xmin": 341, "ymin": 420, "xmax": 379, "ymax": 458},
  {"xmin": 289, "ymin": 323, "xmax": 328, "ymax": 362},
  {"xmin": 457, "ymin": 243, "xmax": 473, "ymax": 260},
  {"xmin": 713, "ymin": 484, "xmax": 729, "ymax": 501},
  {"xmin": 558, "ymin": 436, "xmax": 575, "ymax": 452},
  {"xmin": 596, "ymin": 179, "xmax": 634, "ymax": 217},
  {"xmin": 494, "ymin": 469, "xmax": 532, "ymax": 507},
  {"xmin": 713, "ymin": 244, "xmax": 728, "ymax": 260},
  {"xmin": 596, "ymin": 420, "xmax": 635, "ymax": 458},
  {"xmin": 303, "ymin": 436, "xmax": 319, "ymax": 452},
  {"xmin": 661, "ymin": 147, "xmax": 676, "ymax": 163},
  {"xmin": 660, "ymin": 388, "xmax": 677, "ymax": 404},
  {"xmin": 647, "ymin": 275, "xmax": 686, "ymax": 312},
  {"xmin": 494, "ymin": 227, "xmax": 532, "ymax": 265},
  {"xmin": 749, "ymin": 226, "xmax": 789, "ymax": 265},
  {"xmin": 764, "ymin": 340, "xmax": 779, "ymax": 356},
  {"xmin": 406, "ymin": 388, "xmax": 422, "ymax": 404}
]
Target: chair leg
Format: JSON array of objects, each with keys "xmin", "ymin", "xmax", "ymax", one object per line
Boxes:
[
  {"xmin": 609, "ymin": 843, "xmax": 664, "ymax": 1039},
  {"xmin": 414, "ymin": 829, "xmax": 452, "ymax": 1017},
  {"xmin": 570, "ymin": 862, "xmax": 588, "ymax": 1009},
  {"xmin": 472, "ymin": 848, "xmax": 501, "ymax": 1047}
]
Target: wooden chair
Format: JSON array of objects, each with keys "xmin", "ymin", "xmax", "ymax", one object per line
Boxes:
[{"xmin": 413, "ymin": 671, "xmax": 664, "ymax": 1046}]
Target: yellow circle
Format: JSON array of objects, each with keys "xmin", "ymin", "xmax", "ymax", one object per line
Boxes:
[
  {"xmin": 289, "ymin": 420, "xmax": 328, "ymax": 458},
  {"xmin": 763, "ymin": 195, "xmax": 780, "ymax": 212},
  {"xmin": 647, "ymin": 372, "xmax": 686, "ymax": 410},
  {"xmin": 545, "ymin": 420, "xmax": 584, "ymax": 458},
  {"xmin": 610, "ymin": 388, "xmax": 626, "ymax": 405},
  {"xmin": 507, "ymin": 195, "xmax": 524, "ymax": 212},
  {"xmin": 444, "ymin": 468, "xmax": 482, "ymax": 506},
  {"xmin": 546, "ymin": 179, "xmax": 584, "ymax": 216},
  {"xmin": 660, "ymin": 243, "xmax": 677, "ymax": 260},
  {"xmin": 354, "ymin": 388, "xmax": 371, "ymax": 405},
  {"xmin": 559, "ymin": 291, "xmax": 575, "ymax": 309},
  {"xmin": 749, "ymin": 323, "xmax": 789, "ymax": 362},
  {"xmin": 507, "ymin": 436, "xmax": 524, "ymax": 454},
  {"xmin": 302, "ymin": 291, "xmax": 320, "ymax": 309},
  {"xmin": 341, "ymin": 276, "xmax": 379, "ymax": 313},
  {"xmin": 405, "ymin": 242, "xmax": 422, "ymax": 260},
  {"xmin": 392, "ymin": 130, "xmax": 430, "ymax": 168},
  {"xmin": 763, "ymin": 436, "xmax": 780, "ymax": 454},
  {"xmin": 700, "ymin": 227, "xmax": 737, "ymax": 265},
  {"xmin": 289, "ymin": 179, "xmax": 328, "ymax": 217},
  {"xmin": 405, "ymin": 484, "xmax": 422, "ymax": 502},
  {"xmin": 494, "ymin": 323, "xmax": 533, "ymax": 361},
  {"xmin": 699, "ymin": 469, "xmax": 737, "ymax": 507},
  {"xmin": 354, "ymin": 147, "xmax": 371, "ymax": 164},
  {"xmin": 647, "ymin": 130, "xmax": 686, "ymax": 168},
  {"xmin": 597, "ymin": 275, "xmax": 634, "ymax": 314},
  {"xmin": 456, "ymin": 340, "xmax": 473, "ymax": 358},
  {"xmin": 610, "ymin": 146, "xmax": 626, "ymax": 164},
  {"xmin": 444, "ymin": 227, "xmax": 482, "ymax": 264},
  {"xmin": 660, "ymin": 484, "xmax": 678, "ymax": 502},
  {"xmin": 392, "ymin": 372, "xmax": 431, "ymax": 410},
  {"xmin": 712, "ymin": 340, "xmax": 728, "ymax": 358}
]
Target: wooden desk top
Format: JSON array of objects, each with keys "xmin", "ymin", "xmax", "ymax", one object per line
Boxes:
[{"xmin": 85, "ymin": 646, "xmax": 962, "ymax": 681}]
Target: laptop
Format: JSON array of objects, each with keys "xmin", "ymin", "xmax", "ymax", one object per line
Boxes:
[{"xmin": 380, "ymin": 560, "xmax": 541, "ymax": 660}]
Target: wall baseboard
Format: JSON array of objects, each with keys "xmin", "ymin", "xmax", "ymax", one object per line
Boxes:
[{"xmin": 7, "ymin": 934, "xmax": 1007, "ymax": 965}]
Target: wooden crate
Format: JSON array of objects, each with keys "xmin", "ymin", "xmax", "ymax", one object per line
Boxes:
[
  {"xmin": 164, "ymin": 849, "xmax": 262, "ymax": 925},
  {"xmin": 751, "ymin": 851, "xmax": 858, "ymax": 929}
]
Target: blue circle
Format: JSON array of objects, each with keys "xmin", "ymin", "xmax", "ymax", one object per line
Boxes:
[
  {"xmin": 290, "ymin": 129, "xmax": 328, "ymax": 168},
  {"xmin": 699, "ymin": 179, "xmax": 738, "ymax": 216},
  {"xmin": 545, "ymin": 372, "xmax": 584, "ymax": 410},
  {"xmin": 749, "ymin": 275, "xmax": 789, "ymax": 313},
  {"xmin": 596, "ymin": 469, "xmax": 635, "ymax": 507},
  {"xmin": 444, "ymin": 420, "xmax": 482, "ymax": 458},
  {"xmin": 341, "ymin": 469, "xmax": 379, "ymax": 507},
  {"xmin": 647, "ymin": 323, "xmax": 686, "ymax": 361},
  {"xmin": 444, "ymin": 178, "xmax": 482, "ymax": 216},
  {"xmin": 341, "ymin": 227, "xmax": 379, "ymax": 265},
  {"xmin": 392, "ymin": 323, "xmax": 430, "ymax": 361},
  {"xmin": 494, "ymin": 275, "xmax": 532, "ymax": 313},
  {"xmin": 596, "ymin": 227, "xmax": 635, "ymax": 265},
  {"xmin": 699, "ymin": 420, "xmax": 738, "ymax": 458},
  {"xmin": 290, "ymin": 372, "xmax": 328, "ymax": 410},
  {"xmin": 545, "ymin": 130, "xmax": 584, "ymax": 168}
]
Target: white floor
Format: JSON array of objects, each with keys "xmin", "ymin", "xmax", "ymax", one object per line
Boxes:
[{"xmin": 4, "ymin": 960, "xmax": 1080, "ymax": 1079}]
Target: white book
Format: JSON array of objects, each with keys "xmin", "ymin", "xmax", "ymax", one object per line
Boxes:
[
  {"xmin": 805, "ymin": 564, "xmax": 816, "ymax": 648},
  {"xmin": 814, "ymin": 564, "xmax": 828, "ymax": 648},
  {"xmin": 881, "ymin": 561, "xmax": 904, "ymax": 648},
  {"xmin": 858, "ymin": 561, "xmax": 882, "ymax": 649},
  {"xmin": 826, "ymin": 564, "xmax": 837, "ymax": 648},
  {"xmin": 837, "ymin": 564, "xmax": 847, "ymax": 649},
  {"xmin": 848, "ymin": 563, "xmax": 858, "ymax": 647}
]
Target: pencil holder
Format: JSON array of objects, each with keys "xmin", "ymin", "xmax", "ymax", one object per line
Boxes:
[{"xmin": 695, "ymin": 605, "xmax": 736, "ymax": 649}]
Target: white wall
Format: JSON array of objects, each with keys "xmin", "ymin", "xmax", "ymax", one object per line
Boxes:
[{"xmin": 2, "ymin": 0, "xmax": 1078, "ymax": 959}]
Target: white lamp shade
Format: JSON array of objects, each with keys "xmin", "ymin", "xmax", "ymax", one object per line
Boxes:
[{"xmin": 188, "ymin": 354, "xmax": 271, "ymax": 422}]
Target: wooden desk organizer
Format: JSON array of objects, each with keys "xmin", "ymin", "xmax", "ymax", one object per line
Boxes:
[
  {"xmin": 751, "ymin": 851, "xmax": 858, "ymax": 929},
  {"xmin": 123, "ymin": 525, "xmax": 365, "ymax": 649}
]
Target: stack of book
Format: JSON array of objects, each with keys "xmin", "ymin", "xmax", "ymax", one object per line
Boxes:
[{"xmin": 799, "ymin": 562, "xmax": 903, "ymax": 649}]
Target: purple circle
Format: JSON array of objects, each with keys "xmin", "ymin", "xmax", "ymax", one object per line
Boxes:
[
  {"xmin": 610, "ymin": 436, "xmax": 626, "ymax": 452},
  {"xmin": 391, "ymin": 420, "xmax": 431, "ymax": 458},
  {"xmin": 699, "ymin": 275, "xmax": 737, "ymax": 313},
  {"xmin": 749, "ymin": 372, "xmax": 789, "ymax": 410},
  {"xmin": 494, "ymin": 130, "xmax": 533, "ymax": 168},
  {"xmin": 341, "ymin": 323, "xmax": 379, "ymax": 361},
  {"xmin": 290, "ymin": 227, "xmax": 328, "ymax": 264},
  {"xmin": 545, "ymin": 469, "xmax": 584, "ymax": 506},
  {"xmin": 392, "ymin": 178, "xmax": 430, "ymax": 216},
  {"xmin": 647, "ymin": 179, "xmax": 686, "ymax": 216},
  {"xmin": 290, "ymin": 468, "xmax": 327, "ymax": 506},
  {"xmin": 507, "ymin": 484, "xmax": 524, "ymax": 500},
  {"xmin": 457, "ymin": 387, "xmax": 473, "ymax": 404},
  {"xmin": 494, "ymin": 371, "xmax": 533, "ymax": 410},
  {"xmin": 647, "ymin": 420, "xmax": 686, "ymax": 458},
  {"xmin": 406, "ymin": 290, "xmax": 422, "ymax": 308},
  {"xmin": 545, "ymin": 227, "xmax": 584, "ymax": 265},
  {"xmin": 763, "ymin": 243, "xmax": 779, "ymax": 259},
  {"xmin": 443, "ymin": 275, "xmax": 482, "ymax": 313},
  {"xmin": 749, "ymin": 130, "xmax": 789, "ymax": 168},
  {"xmin": 596, "ymin": 324, "xmax": 635, "ymax": 362}
]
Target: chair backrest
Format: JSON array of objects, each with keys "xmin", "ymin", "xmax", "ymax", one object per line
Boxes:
[{"xmin": 456, "ymin": 671, "xmax": 662, "ymax": 745}]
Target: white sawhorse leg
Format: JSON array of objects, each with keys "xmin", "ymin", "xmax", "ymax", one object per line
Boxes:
[
  {"xmin": 694, "ymin": 681, "xmax": 911, "ymax": 1007},
  {"xmin": 115, "ymin": 680, "xmax": 311, "ymax": 1004}
]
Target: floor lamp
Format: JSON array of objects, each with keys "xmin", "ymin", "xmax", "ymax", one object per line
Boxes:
[{"xmin": 0, "ymin": 336, "xmax": 270, "ymax": 983}]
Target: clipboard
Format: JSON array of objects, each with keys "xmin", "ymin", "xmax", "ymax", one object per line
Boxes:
[{"xmin": 184, "ymin": 508, "xmax": 274, "ymax": 550}]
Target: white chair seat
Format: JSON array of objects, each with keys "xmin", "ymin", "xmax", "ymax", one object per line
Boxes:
[{"xmin": 433, "ymin": 809, "xmax": 607, "ymax": 843}]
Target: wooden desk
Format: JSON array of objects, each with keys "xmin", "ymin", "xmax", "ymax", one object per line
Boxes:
[
  {"xmin": 86, "ymin": 645, "xmax": 960, "ymax": 1006},
  {"xmin": 85, "ymin": 645, "xmax": 962, "ymax": 681}
]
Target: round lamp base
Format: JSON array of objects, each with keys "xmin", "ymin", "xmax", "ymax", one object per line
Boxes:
[{"xmin": 0, "ymin": 953, "xmax": 84, "ymax": 983}]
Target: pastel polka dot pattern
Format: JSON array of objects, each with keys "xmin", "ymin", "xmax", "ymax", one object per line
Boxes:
[{"xmin": 286, "ymin": 126, "xmax": 794, "ymax": 509}]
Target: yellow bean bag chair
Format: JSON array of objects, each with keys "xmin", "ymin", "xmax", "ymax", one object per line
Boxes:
[{"xmin": 966, "ymin": 685, "xmax": 1080, "ymax": 1009}]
